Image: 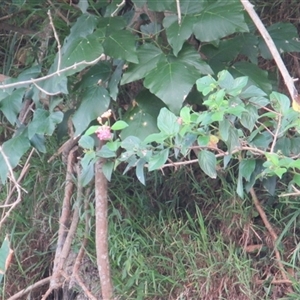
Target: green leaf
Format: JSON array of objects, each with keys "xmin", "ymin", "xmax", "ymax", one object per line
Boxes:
[
  {"xmin": 103, "ymin": 31, "xmax": 138, "ymax": 63},
  {"xmin": 72, "ymin": 86, "xmax": 110, "ymax": 137},
  {"xmin": 148, "ymin": 149, "xmax": 169, "ymax": 171},
  {"xmin": 179, "ymin": 0, "xmax": 204, "ymax": 14},
  {"xmin": 193, "ymin": 1, "xmax": 248, "ymax": 42},
  {"xmin": 84, "ymin": 125, "xmax": 99, "ymax": 136},
  {"xmin": 30, "ymin": 134, "xmax": 46, "ymax": 153},
  {"xmin": 239, "ymin": 159, "xmax": 256, "ymax": 182},
  {"xmin": 111, "ymin": 120, "xmax": 128, "ymax": 131},
  {"xmin": 121, "ymin": 136, "xmax": 141, "ymax": 151},
  {"xmin": 97, "ymin": 145, "xmax": 116, "ymax": 158},
  {"xmin": 0, "ymin": 88, "xmax": 25, "ymax": 124},
  {"xmin": 157, "ymin": 108, "xmax": 179, "ymax": 135},
  {"xmin": 121, "ymin": 90, "xmax": 165, "ymax": 140},
  {"xmin": 144, "ymin": 60, "xmax": 199, "ymax": 113},
  {"xmin": 102, "ymin": 161, "xmax": 114, "ymax": 182},
  {"xmin": 136, "ymin": 158, "xmax": 146, "ymax": 185},
  {"xmin": 226, "ymin": 127, "xmax": 240, "ymax": 153},
  {"xmin": 259, "ymin": 22, "xmax": 300, "ymax": 59},
  {"xmin": 147, "ymin": 0, "xmax": 175, "ymax": 11},
  {"xmin": 196, "ymin": 75, "xmax": 217, "ymax": 95},
  {"xmin": 177, "ymin": 45, "xmax": 213, "ymax": 75},
  {"xmin": 80, "ymin": 151, "xmax": 96, "ymax": 187},
  {"xmin": 180, "ymin": 106, "xmax": 191, "ymax": 123},
  {"xmin": 270, "ymin": 92, "xmax": 290, "ymax": 114},
  {"xmin": 231, "ymin": 62, "xmax": 272, "ymax": 94},
  {"xmin": 79, "ymin": 135, "xmax": 95, "ymax": 149},
  {"xmin": 0, "ymin": 134, "xmax": 31, "ymax": 184},
  {"xmin": 293, "ymin": 173, "xmax": 300, "ymax": 187},
  {"xmin": 121, "ymin": 44, "xmax": 165, "ymax": 84},
  {"xmin": 0, "ymin": 236, "xmax": 12, "ymax": 284},
  {"xmin": 240, "ymin": 105, "xmax": 258, "ymax": 132},
  {"xmin": 108, "ymin": 60, "xmax": 123, "ymax": 100},
  {"xmin": 78, "ymin": 0, "xmax": 89, "ymax": 13},
  {"xmin": 143, "ymin": 132, "xmax": 168, "ymax": 144},
  {"xmin": 236, "ymin": 172, "xmax": 244, "ymax": 199},
  {"xmin": 198, "ymin": 150, "xmax": 217, "ymax": 179},
  {"xmin": 60, "ymin": 33, "xmax": 104, "ymax": 77},
  {"xmin": 28, "ymin": 109, "xmax": 63, "ymax": 139},
  {"xmin": 164, "ymin": 15, "xmax": 195, "ymax": 56}
]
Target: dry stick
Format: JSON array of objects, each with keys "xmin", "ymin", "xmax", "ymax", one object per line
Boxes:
[
  {"xmin": 95, "ymin": 142, "xmax": 113, "ymax": 300},
  {"xmin": 249, "ymin": 188, "xmax": 292, "ymax": 287},
  {"xmin": 241, "ymin": 0, "xmax": 299, "ymax": 101},
  {"xmin": 41, "ymin": 147, "xmax": 77, "ymax": 300},
  {"xmin": 7, "ymin": 276, "xmax": 52, "ymax": 300}
]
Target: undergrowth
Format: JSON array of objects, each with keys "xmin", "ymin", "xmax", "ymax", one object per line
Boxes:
[{"xmin": 2, "ymin": 146, "xmax": 300, "ymax": 299}]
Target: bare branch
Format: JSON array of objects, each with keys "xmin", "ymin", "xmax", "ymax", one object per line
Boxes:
[
  {"xmin": 176, "ymin": 0, "xmax": 182, "ymax": 25},
  {"xmin": 241, "ymin": 0, "xmax": 299, "ymax": 101},
  {"xmin": 0, "ymin": 54, "xmax": 105, "ymax": 90},
  {"xmin": 111, "ymin": 0, "xmax": 126, "ymax": 17}
]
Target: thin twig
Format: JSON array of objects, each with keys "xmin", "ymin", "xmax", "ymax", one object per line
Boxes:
[
  {"xmin": 270, "ymin": 113, "xmax": 282, "ymax": 153},
  {"xmin": 176, "ymin": 0, "xmax": 182, "ymax": 25},
  {"xmin": 47, "ymin": 10, "xmax": 62, "ymax": 74},
  {"xmin": 0, "ymin": 54, "xmax": 105, "ymax": 90},
  {"xmin": 111, "ymin": 0, "xmax": 126, "ymax": 17}
]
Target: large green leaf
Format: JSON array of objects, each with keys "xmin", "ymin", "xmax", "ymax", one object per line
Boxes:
[
  {"xmin": 0, "ymin": 88, "xmax": 25, "ymax": 124},
  {"xmin": 28, "ymin": 109, "xmax": 63, "ymax": 139},
  {"xmin": 121, "ymin": 90, "xmax": 165, "ymax": 140},
  {"xmin": 179, "ymin": 0, "xmax": 204, "ymax": 14},
  {"xmin": 146, "ymin": 0, "xmax": 175, "ymax": 11},
  {"xmin": 121, "ymin": 44, "xmax": 165, "ymax": 85},
  {"xmin": 259, "ymin": 22, "xmax": 300, "ymax": 59},
  {"xmin": 73, "ymin": 86, "xmax": 110, "ymax": 136},
  {"xmin": 164, "ymin": 15, "xmax": 195, "ymax": 56},
  {"xmin": 0, "ymin": 133, "xmax": 30, "ymax": 184},
  {"xmin": 144, "ymin": 58, "xmax": 200, "ymax": 113},
  {"xmin": 198, "ymin": 150, "xmax": 217, "ymax": 179},
  {"xmin": 60, "ymin": 33, "xmax": 104, "ymax": 77},
  {"xmin": 177, "ymin": 45, "xmax": 213, "ymax": 75},
  {"xmin": 193, "ymin": 1, "xmax": 248, "ymax": 42},
  {"xmin": 103, "ymin": 31, "xmax": 138, "ymax": 63}
]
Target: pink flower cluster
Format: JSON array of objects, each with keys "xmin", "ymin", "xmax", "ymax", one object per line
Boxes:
[{"xmin": 95, "ymin": 125, "xmax": 112, "ymax": 141}]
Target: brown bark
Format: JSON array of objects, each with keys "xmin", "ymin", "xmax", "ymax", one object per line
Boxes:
[{"xmin": 95, "ymin": 143, "xmax": 113, "ymax": 299}]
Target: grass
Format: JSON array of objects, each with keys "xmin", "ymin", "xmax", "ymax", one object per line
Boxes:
[{"xmin": 2, "ymin": 147, "xmax": 300, "ymax": 299}]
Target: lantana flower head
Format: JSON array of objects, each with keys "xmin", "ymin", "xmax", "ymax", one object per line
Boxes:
[{"xmin": 95, "ymin": 125, "xmax": 112, "ymax": 141}]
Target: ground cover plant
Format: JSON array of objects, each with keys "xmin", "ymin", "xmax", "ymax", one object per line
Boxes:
[{"xmin": 1, "ymin": 0, "xmax": 300, "ymax": 299}]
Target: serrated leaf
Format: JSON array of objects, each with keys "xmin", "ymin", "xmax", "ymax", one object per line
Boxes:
[
  {"xmin": 79, "ymin": 135, "xmax": 95, "ymax": 149},
  {"xmin": 148, "ymin": 149, "xmax": 169, "ymax": 171},
  {"xmin": 157, "ymin": 108, "xmax": 179, "ymax": 135},
  {"xmin": 164, "ymin": 15, "xmax": 195, "ymax": 56},
  {"xmin": 270, "ymin": 92, "xmax": 290, "ymax": 114},
  {"xmin": 121, "ymin": 44, "xmax": 165, "ymax": 84},
  {"xmin": 193, "ymin": 1, "xmax": 248, "ymax": 42},
  {"xmin": 103, "ymin": 31, "xmax": 138, "ymax": 63},
  {"xmin": 0, "ymin": 134, "xmax": 31, "ymax": 184},
  {"xmin": 231, "ymin": 62, "xmax": 272, "ymax": 94},
  {"xmin": 28, "ymin": 109, "xmax": 63, "ymax": 139},
  {"xmin": 0, "ymin": 88, "xmax": 25, "ymax": 124},
  {"xmin": 198, "ymin": 150, "xmax": 217, "ymax": 179},
  {"xmin": 240, "ymin": 105, "xmax": 258, "ymax": 132},
  {"xmin": 144, "ymin": 60, "xmax": 199, "ymax": 113},
  {"xmin": 111, "ymin": 120, "xmax": 128, "ymax": 130},
  {"xmin": 72, "ymin": 86, "xmax": 110, "ymax": 137},
  {"xmin": 97, "ymin": 145, "xmax": 116, "ymax": 158}
]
